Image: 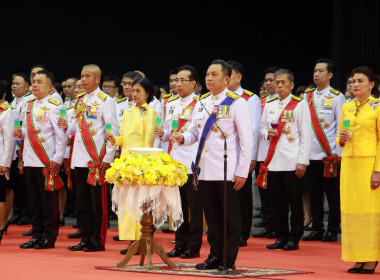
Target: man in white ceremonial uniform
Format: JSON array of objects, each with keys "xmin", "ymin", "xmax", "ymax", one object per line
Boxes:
[
  {"xmin": 64, "ymin": 64, "xmax": 118, "ymax": 252},
  {"xmin": 172, "ymin": 59, "xmax": 253, "ymax": 271},
  {"xmin": 63, "ymin": 77, "xmax": 78, "ymax": 109},
  {"xmin": 14, "ymin": 70, "xmax": 66, "ymax": 249},
  {"xmin": 302, "ymin": 58, "xmax": 345, "ymax": 242},
  {"xmin": 155, "ymin": 65, "xmax": 203, "ymax": 259},
  {"xmin": 252, "ymin": 67, "xmax": 278, "ymax": 238},
  {"xmin": 258, "ymin": 69, "xmax": 310, "ymax": 251},
  {"xmin": 227, "ymin": 60, "xmax": 261, "ymax": 246}
]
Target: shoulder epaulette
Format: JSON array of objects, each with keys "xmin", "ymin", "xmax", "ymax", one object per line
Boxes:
[
  {"xmin": 162, "ymin": 93, "xmax": 172, "ymax": 99},
  {"xmin": 243, "ymin": 89, "xmax": 254, "ymax": 96},
  {"xmin": 28, "ymin": 97, "xmax": 37, "ymax": 102},
  {"xmin": 291, "ymin": 95, "xmax": 302, "ymax": 102},
  {"xmin": 267, "ymin": 96, "xmax": 278, "ymax": 103},
  {"xmin": 260, "ymin": 94, "xmax": 268, "ymax": 99},
  {"xmin": 98, "ymin": 92, "xmax": 107, "ymax": 101},
  {"xmin": 168, "ymin": 95, "xmax": 179, "ymax": 103},
  {"xmin": 117, "ymin": 96, "xmax": 127, "ymax": 103},
  {"xmin": 0, "ymin": 104, "xmax": 10, "ymax": 111},
  {"xmin": 25, "ymin": 92, "xmax": 32, "ymax": 97},
  {"xmin": 200, "ymin": 92, "xmax": 211, "ymax": 100},
  {"xmin": 226, "ymin": 92, "xmax": 239, "ymax": 100},
  {"xmin": 65, "ymin": 97, "xmax": 69, "ymax": 101},
  {"xmin": 77, "ymin": 92, "xmax": 85, "ymax": 98},
  {"xmin": 305, "ymin": 88, "xmax": 315, "ymax": 93},
  {"xmin": 68, "ymin": 104, "xmax": 75, "ymax": 110},
  {"xmin": 330, "ymin": 88, "xmax": 341, "ymax": 95},
  {"xmin": 48, "ymin": 98, "xmax": 61, "ymax": 106},
  {"xmin": 193, "ymin": 96, "xmax": 199, "ymax": 101}
]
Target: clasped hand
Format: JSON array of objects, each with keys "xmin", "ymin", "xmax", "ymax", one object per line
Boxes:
[
  {"xmin": 339, "ymin": 130, "xmax": 350, "ymax": 146},
  {"xmin": 267, "ymin": 128, "xmax": 278, "ymax": 140},
  {"xmin": 170, "ymin": 132, "xmax": 184, "ymax": 144}
]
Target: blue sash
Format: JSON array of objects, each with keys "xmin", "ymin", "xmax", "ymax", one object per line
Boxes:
[{"xmin": 191, "ymin": 95, "xmax": 237, "ymax": 189}]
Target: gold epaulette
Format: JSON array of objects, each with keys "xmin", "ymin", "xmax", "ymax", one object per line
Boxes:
[
  {"xmin": 226, "ymin": 92, "xmax": 239, "ymax": 100},
  {"xmin": 168, "ymin": 95, "xmax": 179, "ymax": 103},
  {"xmin": 48, "ymin": 98, "xmax": 61, "ymax": 106},
  {"xmin": 291, "ymin": 95, "xmax": 302, "ymax": 102},
  {"xmin": 68, "ymin": 104, "xmax": 75, "ymax": 110},
  {"xmin": 162, "ymin": 93, "xmax": 172, "ymax": 99},
  {"xmin": 98, "ymin": 92, "xmax": 107, "ymax": 101},
  {"xmin": 25, "ymin": 91, "xmax": 32, "ymax": 96},
  {"xmin": 243, "ymin": 89, "xmax": 254, "ymax": 96},
  {"xmin": 260, "ymin": 94, "xmax": 268, "ymax": 99},
  {"xmin": 193, "ymin": 96, "xmax": 199, "ymax": 101},
  {"xmin": 305, "ymin": 88, "xmax": 315, "ymax": 93},
  {"xmin": 330, "ymin": 88, "xmax": 341, "ymax": 95},
  {"xmin": 77, "ymin": 92, "xmax": 85, "ymax": 98},
  {"xmin": 0, "ymin": 104, "xmax": 10, "ymax": 110},
  {"xmin": 267, "ymin": 96, "xmax": 278, "ymax": 103},
  {"xmin": 200, "ymin": 92, "xmax": 211, "ymax": 100},
  {"xmin": 65, "ymin": 97, "xmax": 69, "ymax": 101},
  {"xmin": 28, "ymin": 97, "xmax": 37, "ymax": 102},
  {"xmin": 117, "ymin": 96, "xmax": 127, "ymax": 103}
]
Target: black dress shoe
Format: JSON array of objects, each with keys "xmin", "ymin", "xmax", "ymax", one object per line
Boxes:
[
  {"xmin": 23, "ymin": 229, "xmax": 33, "ymax": 236},
  {"xmin": 8, "ymin": 215, "xmax": 20, "ymax": 224},
  {"xmin": 347, "ymin": 263, "xmax": 364, "ymax": 273},
  {"xmin": 266, "ymin": 231, "xmax": 276, "ymax": 239},
  {"xmin": 302, "ymin": 230, "xmax": 324, "ymax": 241},
  {"xmin": 83, "ymin": 242, "xmax": 105, "ymax": 252},
  {"xmin": 120, "ymin": 248, "xmax": 139, "ymax": 255},
  {"xmin": 113, "ymin": 235, "xmax": 120, "ymax": 241},
  {"xmin": 251, "ymin": 228, "xmax": 273, "ymax": 238},
  {"xmin": 195, "ymin": 255, "xmax": 220, "ymax": 270},
  {"xmin": 161, "ymin": 228, "xmax": 175, "ymax": 233},
  {"xmin": 283, "ymin": 241, "xmax": 299, "ymax": 251},
  {"xmin": 166, "ymin": 247, "xmax": 184, "ymax": 258},
  {"xmin": 322, "ymin": 230, "xmax": 338, "ymax": 242},
  {"xmin": 17, "ymin": 217, "xmax": 31, "ymax": 225},
  {"xmin": 180, "ymin": 249, "xmax": 200, "ymax": 259},
  {"xmin": 266, "ymin": 239, "xmax": 287, "ymax": 249},
  {"xmin": 218, "ymin": 261, "xmax": 236, "ymax": 271},
  {"xmin": 67, "ymin": 229, "xmax": 82, "ymax": 239},
  {"xmin": 67, "ymin": 242, "xmax": 88, "ymax": 251},
  {"xmin": 20, "ymin": 238, "xmax": 40, "ymax": 249},
  {"xmin": 238, "ymin": 237, "xmax": 247, "ymax": 247},
  {"xmin": 360, "ymin": 261, "xmax": 378, "ymax": 274},
  {"xmin": 34, "ymin": 239, "xmax": 55, "ymax": 249}
]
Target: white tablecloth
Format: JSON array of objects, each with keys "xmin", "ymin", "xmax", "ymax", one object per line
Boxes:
[{"xmin": 112, "ymin": 184, "xmax": 183, "ymax": 230}]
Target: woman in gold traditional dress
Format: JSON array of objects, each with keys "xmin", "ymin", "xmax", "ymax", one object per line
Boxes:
[
  {"xmin": 106, "ymin": 78, "xmax": 156, "ymax": 254},
  {"xmin": 337, "ymin": 66, "xmax": 380, "ymax": 274}
]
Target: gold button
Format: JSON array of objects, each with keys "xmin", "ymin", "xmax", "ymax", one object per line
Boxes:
[
  {"xmin": 275, "ymin": 145, "xmax": 278, "ymax": 149},
  {"xmin": 77, "ymin": 140, "xmax": 80, "ymax": 142},
  {"xmin": 205, "ymin": 149, "xmax": 208, "ymax": 152},
  {"xmin": 311, "ymin": 136, "xmax": 314, "ymax": 139},
  {"xmin": 174, "ymin": 147, "xmax": 176, "ymax": 150}
]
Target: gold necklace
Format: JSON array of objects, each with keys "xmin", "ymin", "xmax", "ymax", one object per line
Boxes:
[{"xmin": 355, "ymin": 98, "xmax": 370, "ymax": 116}]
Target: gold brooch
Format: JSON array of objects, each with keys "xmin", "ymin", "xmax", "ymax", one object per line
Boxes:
[
  {"xmin": 90, "ymin": 129, "xmax": 97, "ymax": 136},
  {"xmin": 283, "ymin": 125, "xmax": 291, "ymax": 135},
  {"xmin": 323, "ymin": 122, "xmax": 330, "ymax": 129},
  {"xmin": 40, "ymin": 136, "xmax": 46, "ymax": 143},
  {"xmin": 288, "ymin": 135, "xmax": 295, "ymax": 143},
  {"xmin": 35, "ymin": 127, "xmax": 41, "ymax": 133}
]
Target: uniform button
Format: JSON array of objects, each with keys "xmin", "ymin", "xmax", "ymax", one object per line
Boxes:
[
  {"xmin": 174, "ymin": 147, "xmax": 176, "ymax": 150},
  {"xmin": 275, "ymin": 145, "xmax": 278, "ymax": 149},
  {"xmin": 311, "ymin": 136, "xmax": 314, "ymax": 139},
  {"xmin": 77, "ymin": 139, "xmax": 80, "ymax": 142},
  {"xmin": 205, "ymin": 149, "xmax": 208, "ymax": 152}
]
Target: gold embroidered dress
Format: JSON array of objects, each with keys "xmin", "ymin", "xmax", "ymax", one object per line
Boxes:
[{"xmin": 337, "ymin": 96, "xmax": 380, "ymax": 262}]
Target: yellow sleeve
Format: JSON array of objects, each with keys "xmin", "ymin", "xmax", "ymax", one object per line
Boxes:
[
  {"xmin": 336, "ymin": 104, "xmax": 346, "ymax": 148},
  {"xmin": 113, "ymin": 112, "xmax": 126, "ymax": 147},
  {"xmin": 144, "ymin": 109, "xmax": 156, "ymax": 148},
  {"xmin": 374, "ymin": 107, "xmax": 380, "ymax": 171}
]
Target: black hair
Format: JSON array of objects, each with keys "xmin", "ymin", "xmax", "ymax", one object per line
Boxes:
[
  {"xmin": 168, "ymin": 67, "xmax": 178, "ymax": 76},
  {"xmin": 36, "ymin": 70, "xmax": 55, "ymax": 84},
  {"xmin": 13, "ymin": 73, "xmax": 31, "ymax": 85},
  {"xmin": 263, "ymin": 66, "xmax": 278, "ymax": 77},
  {"xmin": 30, "ymin": 64, "xmax": 47, "ymax": 72},
  {"xmin": 316, "ymin": 58, "xmax": 335, "ymax": 74},
  {"xmin": 210, "ymin": 59, "xmax": 232, "ymax": 77},
  {"xmin": 153, "ymin": 85, "xmax": 161, "ymax": 100},
  {"xmin": 54, "ymin": 83, "xmax": 63, "ymax": 94},
  {"xmin": 177, "ymin": 64, "xmax": 200, "ymax": 84},
  {"xmin": 0, "ymin": 80, "xmax": 13, "ymax": 103},
  {"xmin": 103, "ymin": 74, "xmax": 120, "ymax": 86},
  {"xmin": 132, "ymin": 78, "xmax": 154, "ymax": 104},
  {"xmin": 351, "ymin": 66, "xmax": 380, "ymax": 98},
  {"xmin": 122, "ymin": 71, "xmax": 143, "ymax": 82},
  {"xmin": 227, "ymin": 60, "xmax": 245, "ymax": 77}
]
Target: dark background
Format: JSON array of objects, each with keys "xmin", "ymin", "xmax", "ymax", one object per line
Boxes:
[{"xmin": 0, "ymin": 0, "xmax": 379, "ymax": 93}]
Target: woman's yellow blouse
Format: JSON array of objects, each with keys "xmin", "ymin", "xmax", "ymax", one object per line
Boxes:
[
  {"xmin": 336, "ymin": 96, "xmax": 380, "ymax": 171},
  {"xmin": 113, "ymin": 103, "xmax": 156, "ymax": 152}
]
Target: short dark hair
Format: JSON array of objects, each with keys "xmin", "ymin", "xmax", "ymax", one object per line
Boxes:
[
  {"xmin": 351, "ymin": 66, "xmax": 380, "ymax": 98},
  {"xmin": 274, "ymin": 68, "xmax": 295, "ymax": 83},
  {"xmin": 54, "ymin": 83, "xmax": 63, "ymax": 94},
  {"xmin": 263, "ymin": 66, "xmax": 278, "ymax": 77},
  {"xmin": 122, "ymin": 71, "xmax": 143, "ymax": 82},
  {"xmin": 0, "ymin": 80, "xmax": 13, "ymax": 103},
  {"xmin": 316, "ymin": 58, "xmax": 335, "ymax": 73},
  {"xmin": 210, "ymin": 59, "xmax": 232, "ymax": 77},
  {"xmin": 227, "ymin": 60, "xmax": 244, "ymax": 77},
  {"xmin": 14, "ymin": 73, "xmax": 30, "ymax": 85},
  {"xmin": 153, "ymin": 85, "xmax": 161, "ymax": 100},
  {"xmin": 168, "ymin": 68, "xmax": 178, "ymax": 76},
  {"xmin": 30, "ymin": 64, "xmax": 47, "ymax": 72},
  {"xmin": 177, "ymin": 65, "xmax": 200, "ymax": 84},
  {"xmin": 103, "ymin": 74, "xmax": 120, "ymax": 86},
  {"xmin": 36, "ymin": 70, "xmax": 55, "ymax": 84},
  {"xmin": 132, "ymin": 78, "xmax": 155, "ymax": 104}
]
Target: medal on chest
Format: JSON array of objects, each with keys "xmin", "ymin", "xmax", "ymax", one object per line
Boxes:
[
  {"xmin": 213, "ymin": 105, "xmax": 231, "ymax": 119},
  {"xmin": 281, "ymin": 110, "xmax": 295, "ymax": 122},
  {"xmin": 86, "ymin": 105, "xmax": 100, "ymax": 119},
  {"xmin": 37, "ymin": 106, "xmax": 50, "ymax": 123},
  {"xmin": 321, "ymin": 98, "xmax": 334, "ymax": 110}
]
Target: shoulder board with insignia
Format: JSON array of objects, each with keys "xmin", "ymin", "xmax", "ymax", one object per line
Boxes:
[
  {"xmin": 28, "ymin": 97, "xmax": 37, "ymax": 102},
  {"xmin": 226, "ymin": 92, "xmax": 239, "ymax": 100},
  {"xmin": 305, "ymin": 88, "xmax": 315, "ymax": 93},
  {"xmin": 267, "ymin": 96, "xmax": 278, "ymax": 103},
  {"xmin": 162, "ymin": 93, "xmax": 172, "ymax": 99},
  {"xmin": 25, "ymin": 92, "xmax": 32, "ymax": 97},
  {"xmin": 77, "ymin": 92, "xmax": 85, "ymax": 98},
  {"xmin": 291, "ymin": 95, "xmax": 302, "ymax": 102},
  {"xmin": 98, "ymin": 92, "xmax": 107, "ymax": 101},
  {"xmin": 65, "ymin": 97, "xmax": 69, "ymax": 101},
  {"xmin": 68, "ymin": 104, "xmax": 75, "ymax": 110},
  {"xmin": 330, "ymin": 88, "xmax": 341, "ymax": 95},
  {"xmin": 260, "ymin": 94, "xmax": 268, "ymax": 99},
  {"xmin": 168, "ymin": 95, "xmax": 179, "ymax": 103},
  {"xmin": 243, "ymin": 89, "xmax": 254, "ymax": 96},
  {"xmin": 193, "ymin": 96, "xmax": 199, "ymax": 101},
  {"xmin": 117, "ymin": 96, "xmax": 127, "ymax": 103},
  {"xmin": 48, "ymin": 98, "xmax": 61, "ymax": 106},
  {"xmin": 0, "ymin": 104, "xmax": 9, "ymax": 110},
  {"xmin": 200, "ymin": 92, "xmax": 211, "ymax": 100}
]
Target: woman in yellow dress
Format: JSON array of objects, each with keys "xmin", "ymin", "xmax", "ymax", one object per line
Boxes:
[
  {"xmin": 106, "ymin": 77, "xmax": 156, "ymax": 254},
  {"xmin": 337, "ymin": 66, "xmax": 380, "ymax": 274}
]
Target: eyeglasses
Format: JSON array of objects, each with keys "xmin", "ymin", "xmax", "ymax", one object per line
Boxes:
[
  {"xmin": 103, "ymin": 85, "xmax": 116, "ymax": 89},
  {"xmin": 175, "ymin": 79, "xmax": 192, "ymax": 84}
]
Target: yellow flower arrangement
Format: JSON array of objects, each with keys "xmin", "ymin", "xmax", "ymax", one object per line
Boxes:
[{"xmin": 106, "ymin": 152, "xmax": 188, "ymax": 187}]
